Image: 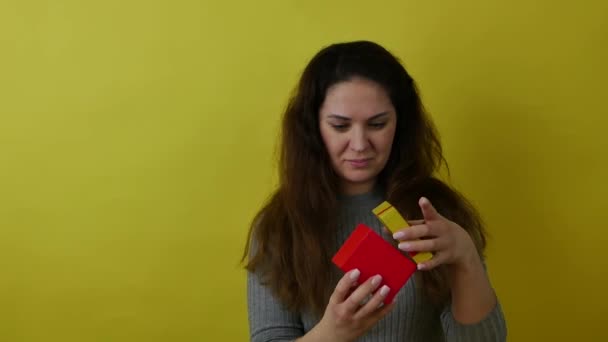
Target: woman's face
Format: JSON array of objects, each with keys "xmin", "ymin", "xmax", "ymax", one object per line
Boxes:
[{"xmin": 319, "ymin": 77, "xmax": 397, "ymax": 195}]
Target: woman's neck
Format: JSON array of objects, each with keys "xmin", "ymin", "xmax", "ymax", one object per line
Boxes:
[{"xmin": 340, "ymin": 179, "xmax": 377, "ymax": 196}]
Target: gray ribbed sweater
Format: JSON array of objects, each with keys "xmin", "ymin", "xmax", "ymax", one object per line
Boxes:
[{"xmin": 247, "ymin": 188, "xmax": 507, "ymax": 341}]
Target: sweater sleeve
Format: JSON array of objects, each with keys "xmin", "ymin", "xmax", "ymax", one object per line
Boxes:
[
  {"xmin": 439, "ymin": 259, "xmax": 507, "ymax": 341},
  {"xmin": 440, "ymin": 298, "xmax": 507, "ymax": 342},
  {"xmin": 247, "ymin": 269, "xmax": 304, "ymax": 342}
]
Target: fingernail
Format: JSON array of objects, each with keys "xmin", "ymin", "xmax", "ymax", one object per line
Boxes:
[
  {"xmin": 417, "ymin": 263, "xmax": 425, "ymax": 270},
  {"xmin": 398, "ymin": 242, "xmax": 410, "ymax": 250},
  {"xmin": 393, "ymin": 232, "xmax": 405, "ymax": 240},
  {"xmin": 371, "ymin": 275, "xmax": 382, "ymax": 287},
  {"xmin": 350, "ymin": 269, "xmax": 361, "ymax": 280},
  {"xmin": 379, "ymin": 285, "xmax": 390, "ymax": 297}
]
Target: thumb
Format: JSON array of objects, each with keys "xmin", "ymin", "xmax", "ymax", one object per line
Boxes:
[{"xmin": 419, "ymin": 197, "xmax": 441, "ymax": 221}]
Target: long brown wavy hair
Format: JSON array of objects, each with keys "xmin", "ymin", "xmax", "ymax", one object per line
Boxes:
[{"xmin": 242, "ymin": 41, "xmax": 487, "ymax": 317}]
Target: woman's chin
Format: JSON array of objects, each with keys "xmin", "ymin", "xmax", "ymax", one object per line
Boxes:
[{"xmin": 340, "ymin": 177, "xmax": 378, "ymax": 194}]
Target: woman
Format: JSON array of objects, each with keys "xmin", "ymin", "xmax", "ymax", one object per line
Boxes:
[{"xmin": 243, "ymin": 40, "xmax": 507, "ymax": 341}]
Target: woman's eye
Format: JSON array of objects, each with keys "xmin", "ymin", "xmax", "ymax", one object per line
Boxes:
[
  {"xmin": 369, "ymin": 122, "xmax": 387, "ymax": 129},
  {"xmin": 331, "ymin": 124, "xmax": 349, "ymax": 131}
]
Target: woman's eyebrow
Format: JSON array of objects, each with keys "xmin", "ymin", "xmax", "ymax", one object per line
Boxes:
[
  {"xmin": 368, "ymin": 112, "xmax": 389, "ymax": 120},
  {"xmin": 327, "ymin": 114, "xmax": 350, "ymax": 120},
  {"xmin": 327, "ymin": 112, "xmax": 389, "ymax": 120}
]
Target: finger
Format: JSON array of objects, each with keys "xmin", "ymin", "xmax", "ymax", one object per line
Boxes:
[
  {"xmin": 355, "ymin": 300, "xmax": 396, "ymax": 331},
  {"xmin": 389, "ymin": 220, "xmax": 424, "ymax": 237},
  {"xmin": 344, "ymin": 274, "xmax": 383, "ymax": 314},
  {"xmin": 353, "ymin": 285, "xmax": 391, "ymax": 320},
  {"xmin": 371, "ymin": 300, "xmax": 397, "ymax": 322},
  {"xmin": 398, "ymin": 237, "xmax": 446, "ymax": 253},
  {"xmin": 392, "ymin": 224, "xmax": 434, "ymax": 241},
  {"xmin": 417, "ymin": 252, "xmax": 449, "ymax": 271},
  {"xmin": 330, "ymin": 269, "xmax": 360, "ymax": 304},
  {"xmin": 419, "ymin": 197, "xmax": 442, "ymax": 221}
]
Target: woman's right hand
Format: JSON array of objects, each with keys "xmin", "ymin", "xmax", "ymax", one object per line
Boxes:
[{"xmin": 306, "ymin": 269, "xmax": 395, "ymax": 342}]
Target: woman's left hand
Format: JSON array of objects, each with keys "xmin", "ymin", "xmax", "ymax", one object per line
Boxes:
[{"xmin": 391, "ymin": 197, "xmax": 480, "ymax": 271}]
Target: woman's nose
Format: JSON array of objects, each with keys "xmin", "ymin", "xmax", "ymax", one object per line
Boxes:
[{"xmin": 349, "ymin": 128, "xmax": 370, "ymax": 152}]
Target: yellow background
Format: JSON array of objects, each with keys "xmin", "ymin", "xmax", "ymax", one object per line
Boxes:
[{"xmin": 1, "ymin": 1, "xmax": 607, "ymax": 341}]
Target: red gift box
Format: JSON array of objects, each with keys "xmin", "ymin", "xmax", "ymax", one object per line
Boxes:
[{"xmin": 332, "ymin": 224, "xmax": 417, "ymax": 305}]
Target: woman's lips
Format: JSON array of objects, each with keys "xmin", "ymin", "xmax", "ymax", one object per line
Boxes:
[{"xmin": 347, "ymin": 158, "xmax": 372, "ymax": 168}]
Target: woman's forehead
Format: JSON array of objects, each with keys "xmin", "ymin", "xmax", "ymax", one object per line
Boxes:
[{"xmin": 321, "ymin": 79, "xmax": 394, "ymax": 119}]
